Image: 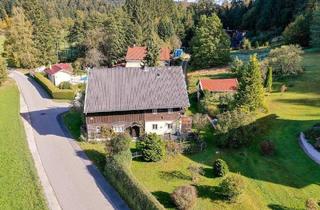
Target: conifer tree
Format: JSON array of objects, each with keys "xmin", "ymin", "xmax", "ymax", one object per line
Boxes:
[
  {"xmin": 4, "ymin": 7, "xmax": 37, "ymax": 68},
  {"xmin": 310, "ymin": 3, "xmax": 320, "ymax": 48},
  {"xmin": 143, "ymin": 35, "xmax": 160, "ymax": 67},
  {"xmin": 190, "ymin": 14, "xmax": 230, "ymax": 68},
  {"xmin": 0, "ymin": 56, "xmax": 7, "ymax": 86},
  {"xmin": 236, "ymin": 55, "xmax": 265, "ymax": 111},
  {"xmin": 265, "ymin": 67, "xmax": 273, "ymax": 93},
  {"xmin": 21, "ymin": 0, "xmax": 58, "ymax": 65}
]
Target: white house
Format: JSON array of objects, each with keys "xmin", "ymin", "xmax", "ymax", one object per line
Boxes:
[
  {"xmin": 45, "ymin": 63, "xmax": 73, "ymax": 86},
  {"xmin": 125, "ymin": 46, "xmax": 171, "ymax": 67}
]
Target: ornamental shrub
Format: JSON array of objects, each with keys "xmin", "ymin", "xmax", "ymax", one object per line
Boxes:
[
  {"xmin": 218, "ymin": 174, "xmax": 245, "ymax": 202},
  {"xmin": 171, "ymin": 185, "xmax": 197, "ymax": 210},
  {"xmin": 137, "ymin": 133, "xmax": 165, "ymax": 162},
  {"xmin": 106, "ymin": 133, "xmax": 131, "ymax": 156},
  {"xmin": 213, "ymin": 159, "xmax": 229, "ymax": 177},
  {"xmin": 59, "ymin": 81, "xmax": 72, "ymax": 89}
]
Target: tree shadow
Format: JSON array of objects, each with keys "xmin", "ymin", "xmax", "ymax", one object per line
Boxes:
[
  {"xmin": 275, "ymin": 98, "xmax": 320, "ymax": 108},
  {"xmin": 159, "ymin": 170, "xmax": 191, "ymax": 181},
  {"xmin": 196, "ymin": 185, "xmax": 222, "ymax": 201},
  {"xmin": 268, "ymin": 204, "xmax": 304, "ymax": 210},
  {"xmin": 152, "ymin": 191, "xmax": 175, "ymax": 208}
]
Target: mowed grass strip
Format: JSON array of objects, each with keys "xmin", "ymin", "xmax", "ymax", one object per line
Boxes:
[{"xmin": 0, "ymin": 80, "xmax": 47, "ymax": 210}]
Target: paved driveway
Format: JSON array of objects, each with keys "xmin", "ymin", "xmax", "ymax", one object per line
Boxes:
[{"xmin": 11, "ymin": 71, "xmax": 128, "ymax": 210}]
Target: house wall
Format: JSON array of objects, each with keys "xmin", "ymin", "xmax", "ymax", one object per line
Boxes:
[
  {"xmin": 52, "ymin": 72, "xmax": 72, "ymax": 86},
  {"xmin": 125, "ymin": 60, "xmax": 169, "ymax": 68},
  {"xmin": 145, "ymin": 120, "xmax": 179, "ymax": 135},
  {"xmin": 85, "ymin": 109, "xmax": 182, "ymax": 139}
]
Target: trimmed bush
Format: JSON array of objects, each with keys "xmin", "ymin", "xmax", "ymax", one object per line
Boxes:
[
  {"xmin": 33, "ymin": 73, "xmax": 75, "ymax": 100},
  {"xmin": 260, "ymin": 140, "xmax": 275, "ymax": 156},
  {"xmin": 59, "ymin": 81, "xmax": 72, "ymax": 89},
  {"xmin": 171, "ymin": 185, "xmax": 197, "ymax": 210},
  {"xmin": 213, "ymin": 159, "xmax": 229, "ymax": 177},
  {"xmin": 104, "ymin": 156, "xmax": 165, "ymax": 210},
  {"xmin": 106, "ymin": 133, "xmax": 131, "ymax": 156},
  {"xmin": 218, "ymin": 174, "xmax": 246, "ymax": 202},
  {"xmin": 137, "ymin": 133, "xmax": 165, "ymax": 162}
]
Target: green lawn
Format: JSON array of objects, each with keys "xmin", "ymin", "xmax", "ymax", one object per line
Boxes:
[
  {"xmin": 63, "ymin": 50, "xmax": 320, "ymax": 209},
  {"xmin": 131, "ymin": 50, "xmax": 320, "ymax": 210},
  {"xmin": 0, "ymin": 80, "xmax": 47, "ymax": 210}
]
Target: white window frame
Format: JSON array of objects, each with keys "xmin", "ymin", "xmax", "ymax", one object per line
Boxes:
[
  {"xmin": 168, "ymin": 108, "xmax": 173, "ymax": 113},
  {"xmin": 167, "ymin": 123, "xmax": 173, "ymax": 129},
  {"xmin": 152, "ymin": 109, "xmax": 157, "ymax": 114},
  {"xmin": 113, "ymin": 125, "xmax": 124, "ymax": 133}
]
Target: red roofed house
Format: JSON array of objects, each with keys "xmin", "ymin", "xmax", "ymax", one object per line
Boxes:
[
  {"xmin": 197, "ymin": 78, "xmax": 238, "ymax": 101},
  {"xmin": 45, "ymin": 63, "xmax": 73, "ymax": 86},
  {"xmin": 125, "ymin": 46, "xmax": 171, "ymax": 67}
]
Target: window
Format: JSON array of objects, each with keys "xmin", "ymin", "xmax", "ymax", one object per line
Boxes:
[
  {"xmin": 113, "ymin": 126, "xmax": 124, "ymax": 133},
  {"xmin": 96, "ymin": 126, "xmax": 101, "ymax": 133},
  {"xmin": 152, "ymin": 124, "xmax": 158, "ymax": 130},
  {"xmin": 168, "ymin": 108, "xmax": 173, "ymax": 113},
  {"xmin": 152, "ymin": 109, "xmax": 157, "ymax": 114},
  {"xmin": 167, "ymin": 124, "xmax": 173, "ymax": 129}
]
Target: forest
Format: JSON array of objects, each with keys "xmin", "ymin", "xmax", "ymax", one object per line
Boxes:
[{"xmin": 0, "ymin": 0, "xmax": 318, "ymax": 69}]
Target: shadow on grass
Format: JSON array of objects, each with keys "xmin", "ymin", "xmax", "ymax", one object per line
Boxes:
[
  {"xmin": 159, "ymin": 170, "xmax": 191, "ymax": 181},
  {"xmin": 152, "ymin": 191, "xmax": 175, "ymax": 208},
  {"xmin": 81, "ymin": 149, "xmax": 106, "ymax": 171},
  {"xmin": 275, "ymin": 98, "xmax": 320, "ymax": 108},
  {"xmin": 268, "ymin": 204, "xmax": 304, "ymax": 210},
  {"xmin": 196, "ymin": 185, "xmax": 222, "ymax": 201}
]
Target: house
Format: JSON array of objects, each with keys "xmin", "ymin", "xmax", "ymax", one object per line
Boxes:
[
  {"xmin": 84, "ymin": 66, "xmax": 190, "ymax": 140},
  {"xmin": 45, "ymin": 63, "xmax": 73, "ymax": 86},
  {"xmin": 125, "ymin": 46, "xmax": 171, "ymax": 67},
  {"xmin": 197, "ymin": 78, "xmax": 238, "ymax": 101}
]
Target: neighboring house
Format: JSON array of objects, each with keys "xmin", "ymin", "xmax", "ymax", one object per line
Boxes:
[
  {"xmin": 125, "ymin": 46, "xmax": 171, "ymax": 67},
  {"xmin": 84, "ymin": 66, "xmax": 190, "ymax": 140},
  {"xmin": 45, "ymin": 63, "xmax": 73, "ymax": 86},
  {"xmin": 197, "ymin": 78, "xmax": 238, "ymax": 101}
]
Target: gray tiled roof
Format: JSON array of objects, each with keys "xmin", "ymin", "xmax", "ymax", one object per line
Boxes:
[{"xmin": 84, "ymin": 67, "xmax": 190, "ymax": 114}]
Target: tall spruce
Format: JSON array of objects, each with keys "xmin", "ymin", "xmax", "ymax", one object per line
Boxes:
[
  {"xmin": 4, "ymin": 7, "xmax": 37, "ymax": 68},
  {"xmin": 236, "ymin": 55, "xmax": 265, "ymax": 111},
  {"xmin": 143, "ymin": 34, "xmax": 160, "ymax": 67},
  {"xmin": 0, "ymin": 56, "xmax": 7, "ymax": 86},
  {"xmin": 310, "ymin": 3, "xmax": 320, "ymax": 48},
  {"xmin": 190, "ymin": 14, "xmax": 230, "ymax": 68},
  {"xmin": 265, "ymin": 66, "xmax": 273, "ymax": 93},
  {"xmin": 21, "ymin": 0, "xmax": 58, "ymax": 65}
]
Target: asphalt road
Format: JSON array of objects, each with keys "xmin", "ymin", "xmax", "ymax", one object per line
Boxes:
[{"xmin": 11, "ymin": 71, "xmax": 128, "ymax": 210}]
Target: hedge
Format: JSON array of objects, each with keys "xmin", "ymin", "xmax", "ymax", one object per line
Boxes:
[
  {"xmin": 104, "ymin": 157, "xmax": 165, "ymax": 210},
  {"xmin": 33, "ymin": 73, "xmax": 75, "ymax": 100}
]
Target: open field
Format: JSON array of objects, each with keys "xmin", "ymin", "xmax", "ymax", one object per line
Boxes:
[
  {"xmin": 64, "ymin": 51, "xmax": 320, "ymax": 209},
  {"xmin": 0, "ymin": 80, "xmax": 47, "ymax": 210}
]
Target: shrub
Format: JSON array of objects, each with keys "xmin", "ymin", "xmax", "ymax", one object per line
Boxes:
[
  {"xmin": 104, "ymin": 156, "xmax": 165, "ymax": 210},
  {"xmin": 187, "ymin": 164, "xmax": 203, "ymax": 183},
  {"xmin": 215, "ymin": 109, "xmax": 255, "ymax": 148},
  {"xmin": 218, "ymin": 174, "xmax": 246, "ymax": 202},
  {"xmin": 306, "ymin": 198, "xmax": 319, "ymax": 210},
  {"xmin": 101, "ymin": 127, "xmax": 116, "ymax": 140},
  {"xmin": 137, "ymin": 133, "xmax": 165, "ymax": 162},
  {"xmin": 59, "ymin": 81, "xmax": 72, "ymax": 89},
  {"xmin": 263, "ymin": 45, "xmax": 303, "ymax": 78},
  {"xmin": 213, "ymin": 159, "xmax": 229, "ymax": 177},
  {"xmin": 106, "ymin": 133, "xmax": 131, "ymax": 156},
  {"xmin": 33, "ymin": 73, "xmax": 75, "ymax": 100},
  {"xmin": 171, "ymin": 185, "xmax": 197, "ymax": 210},
  {"xmin": 165, "ymin": 140, "xmax": 184, "ymax": 156},
  {"xmin": 280, "ymin": 84, "xmax": 288, "ymax": 93},
  {"xmin": 192, "ymin": 113, "xmax": 209, "ymax": 135},
  {"xmin": 242, "ymin": 38, "xmax": 252, "ymax": 50},
  {"xmin": 260, "ymin": 140, "xmax": 275, "ymax": 156}
]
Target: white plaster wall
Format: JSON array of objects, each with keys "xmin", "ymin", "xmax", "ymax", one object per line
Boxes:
[
  {"xmin": 145, "ymin": 120, "xmax": 178, "ymax": 135},
  {"xmin": 125, "ymin": 61, "xmax": 142, "ymax": 68},
  {"xmin": 53, "ymin": 72, "xmax": 72, "ymax": 86}
]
